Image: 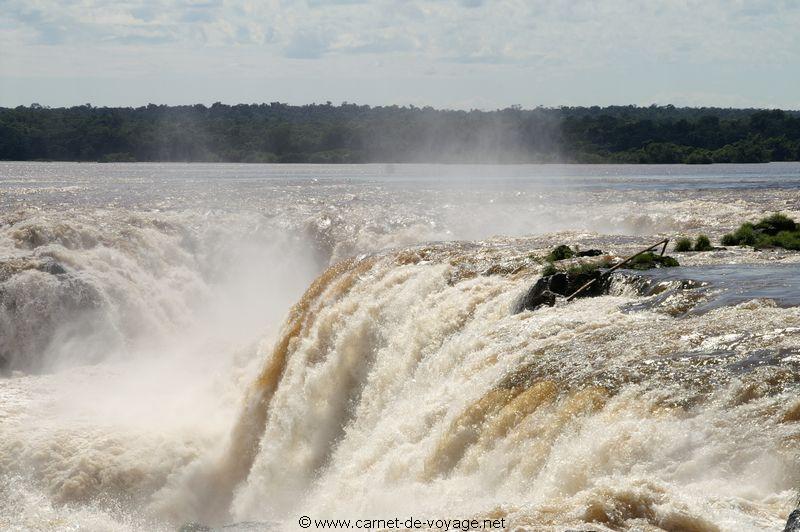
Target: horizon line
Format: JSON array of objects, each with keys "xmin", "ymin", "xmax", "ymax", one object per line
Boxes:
[{"xmin": 5, "ymin": 102, "xmax": 800, "ymax": 113}]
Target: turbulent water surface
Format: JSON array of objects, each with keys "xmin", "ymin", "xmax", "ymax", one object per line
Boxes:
[{"xmin": 2, "ymin": 162, "xmax": 800, "ymax": 531}]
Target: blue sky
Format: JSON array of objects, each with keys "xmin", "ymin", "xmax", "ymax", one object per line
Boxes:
[{"xmin": 1, "ymin": 0, "xmax": 798, "ymax": 109}]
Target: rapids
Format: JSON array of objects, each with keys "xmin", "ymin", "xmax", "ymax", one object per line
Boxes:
[{"xmin": 2, "ymin": 162, "xmax": 800, "ymax": 531}]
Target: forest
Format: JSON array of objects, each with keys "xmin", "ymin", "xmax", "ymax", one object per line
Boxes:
[{"xmin": 1, "ymin": 103, "xmax": 799, "ymax": 164}]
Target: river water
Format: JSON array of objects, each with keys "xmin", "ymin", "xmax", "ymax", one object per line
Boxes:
[{"xmin": 1, "ymin": 162, "xmax": 800, "ymax": 531}]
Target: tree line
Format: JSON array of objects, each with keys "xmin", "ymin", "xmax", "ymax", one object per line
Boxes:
[{"xmin": 1, "ymin": 102, "xmax": 799, "ymax": 164}]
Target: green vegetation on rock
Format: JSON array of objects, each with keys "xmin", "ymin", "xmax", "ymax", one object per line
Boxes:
[
  {"xmin": 541, "ymin": 262, "xmax": 558, "ymax": 276},
  {"xmin": 754, "ymin": 213, "xmax": 797, "ymax": 235},
  {"xmin": 628, "ymin": 252, "xmax": 680, "ymax": 269},
  {"xmin": 564, "ymin": 262, "xmax": 603, "ymax": 275},
  {"xmin": 674, "ymin": 235, "xmax": 713, "ymax": 252},
  {"xmin": 722, "ymin": 223, "xmax": 759, "ymax": 246},
  {"xmin": 674, "ymin": 238, "xmax": 693, "ymax": 252},
  {"xmin": 722, "ymin": 213, "xmax": 800, "ymax": 250},
  {"xmin": 546, "ymin": 245, "xmax": 575, "ymax": 262},
  {"xmin": 770, "ymin": 231, "xmax": 800, "ymax": 250},
  {"xmin": 694, "ymin": 234, "xmax": 714, "ymax": 251}
]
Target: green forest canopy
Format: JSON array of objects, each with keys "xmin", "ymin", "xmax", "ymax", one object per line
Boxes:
[{"xmin": 1, "ymin": 103, "xmax": 799, "ymax": 164}]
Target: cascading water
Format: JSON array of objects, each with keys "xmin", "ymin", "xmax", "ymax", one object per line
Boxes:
[
  {"xmin": 2, "ymin": 162, "xmax": 800, "ymax": 531},
  {"xmin": 157, "ymin": 246, "xmax": 799, "ymax": 531}
]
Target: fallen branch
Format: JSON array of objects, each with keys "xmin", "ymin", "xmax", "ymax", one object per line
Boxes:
[{"xmin": 565, "ymin": 238, "xmax": 670, "ymax": 301}]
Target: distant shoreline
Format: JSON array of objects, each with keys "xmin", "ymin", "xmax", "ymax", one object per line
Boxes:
[
  {"xmin": 2, "ymin": 160, "xmax": 796, "ymax": 166},
  {"xmin": 2, "ymin": 103, "xmax": 799, "ymax": 165}
]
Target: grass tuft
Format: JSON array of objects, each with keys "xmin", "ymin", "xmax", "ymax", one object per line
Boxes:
[
  {"xmin": 721, "ymin": 233, "xmax": 738, "ymax": 246},
  {"xmin": 674, "ymin": 237, "xmax": 692, "ymax": 252},
  {"xmin": 628, "ymin": 252, "xmax": 680, "ymax": 269},
  {"xmin": 693, "ymin": 234, "xmax": 713, "ymax": 251},
  {"xmin": 721, "ymin": 213, "xmax": 800, "ymax": 250},
  {"xmin": 754, "ymin": 213, "xmax": 797, "ymax": 236},
  {"xmin": 541, "ymin": 262, "xmax": 558, "ymax": 276},
  {"xmin": 770, "ymin": 230, "xmax": 800, "ymax": 250},
  {"xmin": 565, "ymin": 262, "xmax": 601, "ymax": 275},
  {"xmin": 546, "ymin": 244, "xmax": 575, "ymax": 262}
]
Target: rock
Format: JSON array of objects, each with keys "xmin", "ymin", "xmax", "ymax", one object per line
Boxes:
[
  {"xmin": 513, "ymin": 270, "xmax": 608, "ymax": 313},
  {"xmin": 627, "ymin": 252, "xmax": 680, "ymax": 270},
  {"xmin": 37, "ymin": 258, "xmax": 66, "ymax": 275},
  {"xmin": 785, "ymin": 509, "xmax": 800, "ymax": 532},
  {"xmin": 514, "ymin": 246, "xmax": 679, "ymax": 314},
  {"xmin": 515, "ymin": 283, "xmax": 559, "ymax": 311},
  {"xmin": 514, "ymin": 276, "xmax": 558, "ymax": 312},
  {"xmin": 179, "ymin": 524, "xmax": 212, "ymax": 532},
  {"xmin": 577, "ymin": 249, "xmax": 603, "ymax": 257}
]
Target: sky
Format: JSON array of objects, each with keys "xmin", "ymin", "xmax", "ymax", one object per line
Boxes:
[{"xmin": 1, "ymin": 0, "xmax": 799, "ymax": 110}]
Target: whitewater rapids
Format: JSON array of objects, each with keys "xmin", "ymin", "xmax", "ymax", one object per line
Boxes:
[{"xmin": 2, "ymin": 162, "xmax": 800, "ymax": 531}]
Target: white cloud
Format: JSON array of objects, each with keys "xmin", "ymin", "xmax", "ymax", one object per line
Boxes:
[{"xmin": 0, "ymin": 0, "xmax": 798, "ymax": 108}]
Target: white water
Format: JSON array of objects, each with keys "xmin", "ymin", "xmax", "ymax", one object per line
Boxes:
[{"xmin": 1, "ymin": 162, "xmax": 800, "ymax": 531}]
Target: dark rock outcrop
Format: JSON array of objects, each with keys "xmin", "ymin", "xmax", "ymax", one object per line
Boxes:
[
  {"xmin": 577, "ymin": 249, "xmax": 603, "ymax": 257},
  {"xmin": 785, "ymin": 508, "xmax": 800, "ymax": 532},
  {"xmin": 514, "ymin": 246, "xmax": 681, "ymax": 314},
  {"xmin": 513, "ymin": 270, "xmax": 609, "ymax": 313},
  {"xmin": 38, "ymin": 258, "xmax": 67, "ymax": 275},
  {"xmin": 627, "ymin": 252, "xmax": 680, "ymax": 270},
  {"xmin": 179, "ymin": 524, "xmax": 211, "ymax": 532}
]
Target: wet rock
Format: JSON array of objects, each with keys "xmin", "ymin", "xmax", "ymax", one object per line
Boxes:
[
  {"xmin": 514, "ymin": 249, "xmax": 680, "ymax": 314},
  {"xmin": 37, "ymin": 258, "xmax": 66, "ymax": 275},
  {"xmin": 515, "ymin": 282, "xmax": 558, "ymax": 310},
  {"xmin": 514, "ymin": 270, "xmax": 608, "ymax": 313},
  {"xmin": 784, "ymin": 508, "xmax": 800, "ymax": 532},
  {"xmin": 627, "ymin": 252, "xmax": 680, "ymax": 270},
  {"xmin": 577, "ymin": 249, "xmax": 603, "ymax": 257},
  {"xmin": 180, "ymin": 524, "xmax": 211, "ymax": 532},
  {"xmin": 0, "ymin": 256, "xmax": 66, "ymax": 281}
]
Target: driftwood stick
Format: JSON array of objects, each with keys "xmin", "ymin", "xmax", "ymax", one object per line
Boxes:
[{"xmin": 565, "ymin": 238, "xmax": 670, "ymax": 302}]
